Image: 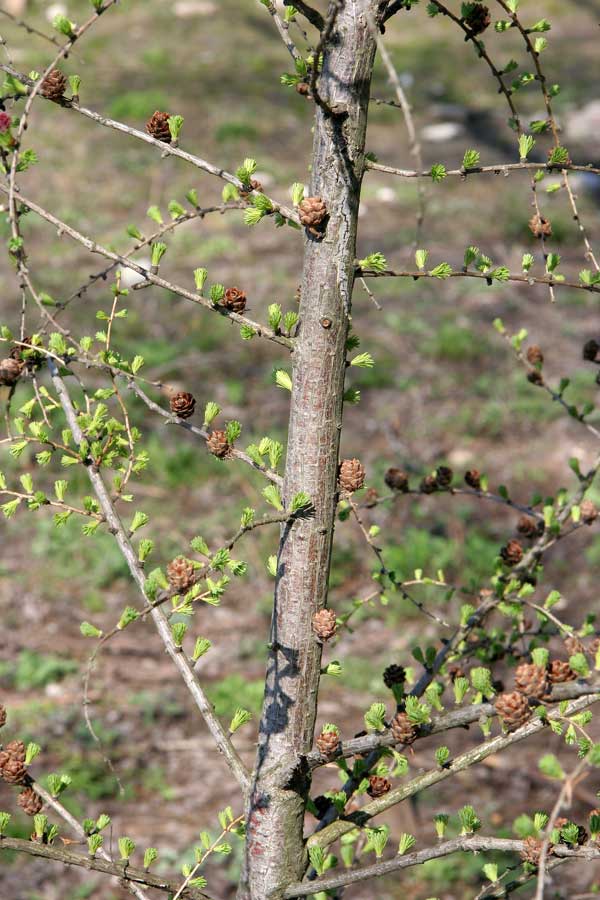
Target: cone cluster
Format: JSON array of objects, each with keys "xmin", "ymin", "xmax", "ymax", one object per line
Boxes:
[{"xmin": 0, "ymin": 739, "xmax": 27, "ymax": 784}]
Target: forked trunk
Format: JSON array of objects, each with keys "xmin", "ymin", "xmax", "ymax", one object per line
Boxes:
[{"xmin": 240, "ymin": 3, "xmax": 379, "ymax": 897}]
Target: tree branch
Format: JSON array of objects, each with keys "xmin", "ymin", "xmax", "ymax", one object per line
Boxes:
[
  {"xmin": 0, "ymin": 183, "xmax": 294, "ymax": 351},
  {"xmin": 0, "ymin": 836, "xmax": 210, "ymax": 900},
  {"xmin": 367, "ymin": 159, "xmax": 600, "ymax": 179},
  {"xmin": 306, "ymin": 680, "xmax": 600, "ymax": 768},
  {"xmin": 48, "ymin": 360, "xmax": 251, "ymax": 794},
  {"xmin": 284, "ymin": 836, "xmax": 600, "ymax": 896},
  {"xmin": 307, "ymin": 693, "xmax": 600, "ymax": 849}
]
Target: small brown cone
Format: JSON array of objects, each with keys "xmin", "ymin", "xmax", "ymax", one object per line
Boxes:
[
  {"xmin": 390, "ymin": 711, "xmax": 416, "ymax": 746},
  {"xmin": 166, "ymin": 556, "xmax": 195, "ymax": 592},
  {"xmin": 435, "ymin": 466, "xmax": 453, "ymax": 488},
  {"xmin": 312, "ymin": 608, "xmax": 337, "ymax": 642},
  {"xmin": 564, "ymin": 635, "xmax": 586, "ymax": 657},
  {"xmin": 500, "ymin": 539, "xmax": 523, "ymax": 567},
  {"xmin": 315, "ymin": 727, "xmax": 339, "ymax": 756},
  {"xmin": 299, "ymin": 197, "xmax": 327, "ymax": 235},
  {"xmin": 0, "ymin": 705, "xmax": 5, "ymax": 727},
  {"xmin": 146, "ymin": 111, "xmax": 172, "ymax": 143},
  {"xmin": 527, "ymin": 369, "xmax": 543, "ymax": 386},
  {"xmin": 580, "ymin": 499, "xmax": 598, "ymax": 524},
  {"xmin": 526, "ymin": 345, "xmax": 544, "ymax": 366},
  {"xmin": 17, "ymin": 787, "xmax": 43, "ymax": 816},
  {"xmin": 517, "ymin": 516, "xmax": 541, "ymax": 539},
  {"xmin": 40, "ymin": 68, "xmax": 67, "ymax": 102},
  {"xmin": 367, "ymin": 775, "xmax": 391, "ymax": 798},
  {"xmin": 528, "ymin": 215, "xmax": 552, "ymax": 239},
  {"xmin": 420, "ymin": 474, "xmax": 438, "ymax": 494},
  {"xmin": 520, "ymin": 836, "xmax": 548, "ymax": 866},
  {"xmin": 383, "ymin": 665, "xmax": 406, "ymax": 689},
  {"xmin": 464, "ymin": 469, "xmax": 481, "ymax": 490},
  {"xmin": 514, "ymin": 663, "xmax": 550, "ymax": 700},
  {"xmin": 0, "ymin": 739, "xmax": 27, "ymax": 784},
  {"xmin": 0, "ymin": 357, "xmax": 24, "ymax": 386},
  {"xmin": 548, "ymin": 659, "xmax": 576, "ymax": 684},
  {"xmin": 583, "ymin": 339, "xmax": 600, "ymax": 362},
  {"xmin": 169, "ymin": 391, "xmax": 196, "ymax": 419},
  {"xmin": 206, "ymin": 429, "xmax": 231, "ymax": 458},
  {"xmin": 221, "ymin": 287, "xmax": 247, "ymax": 314},
  {"xmin": 495, "ymin": 691, "xmax": 531, "ymax": 731},
  {"xmin": 239, "ymin": 178, "xmax": 263, "ymax": 198},
  {"xmin": 464, "ymin": 3, "xmax": 491, "ymax": 34},
  {"xmin": 338, "ymin": 458, "xmax": 365, "ymax": 493},
  {"xmin": 384, "ymin": 468, "xmax": 409, "ymax": 492}
]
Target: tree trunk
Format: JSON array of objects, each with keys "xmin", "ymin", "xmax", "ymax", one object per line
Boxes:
[{"xmin": 240, "ymin": 4, "xmax": 378, "ymax": 897}]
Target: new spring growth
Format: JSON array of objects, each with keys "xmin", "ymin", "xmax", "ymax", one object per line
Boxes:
[
  {"xmin": 569, "ymin": 651, "xmax": 590, "ymax": 677},
  {"xmin": 210, "ymin": 284, "xmax": 225, "ymax": 304},
  {"xmin": 53, "ymin": 14, "xmax": 76, "ymax": 38},
  {"xmin": 397, "ymin": 833, "xmax": 416, "ymax": 856},
  {"xmin": 435, "ymin": 746, "xmax": 450, "ymax": 768},
  {"xmin": 88, "ymin": 834, "xmax": 103, "ymax": 856},
  {"xmin": 291, "ymin": 182, "xmax": 305, "ymax": 206},
  {"xmin": 483, "ymin": 863, "xmax": 499, "ymax": 883},
  {"xmin": 118, "ymin": 837, "xmax": 136, "ymax": 861},
  {"xmin": 96, "ymin": 814, "xmax": 111, "ymax": 831},
  {"xmin": 531, "ymin": 647, "xmax": 550, "ymax": 669},
  {"xmin": 470, "ymin": 667, "xmax": 495, "ymax": 702},
  {"xmin": 275, "ymin": 370, "xmax": 292, "ymax": 391},
  {"xmin": 358, "ymin": 252, "xmax": 387, "ymax": 273},
  {"xmin": 34, "ymin": 815, "xmax": 48, "ymax": 839},
  {"xmin": 144, "ymin": 848, "xmax": 158, "ymax": 870},
  {"xmin": 364, "ymin": 702, "xmax": 387, "ymax": 732},
  {"xmin": 364, "ymin": 826, "xmax": 389, "ymax": 859},
  {"xmin": 229, "ymin": 708, "xmax": 252, "ymax": 733},
  {"xmin": 322, "ymin": 660, "xmax": 342, "ymax": 676},
  {"xmin": 268, "ymin": 304, "xmax": 282, "ymax": 332},
  {"xmin": 168, "ymin": 115, "xmax": 184, "ymax": 145},
  {"xmin": 458, "ymin": 805, "xmax": 481, "ymax": 835},
  {"xmin": 192, "ymin": 637, "xmax": 212, "ymax": 661},
  {"xmin": 171, "ymin": 622, "xmax": 187, "ymax": 647},
  {"xmin": 434, "ymin": 814, "xmax": 449, "ymax": 839},
  {"xmin": 25, "ymin": 742, "xmax": 41, "ymax": 765},
  {"xmin": 150, "ymin": 242, "xmax": 167, "ymax": 273},
  {"xmin": 462, "ymin": 148, "xmax": 480, "ymax": 170},
  {"xmin": 0, "ymin": 813, "xmax": 11, "ymax": 836},
  {"xmin": 47, "ymin": 773, "xmax": 71, "ymax": 797},
  {"xmin": 308, "ymin": 846, "xmax": 326, "ymax": 876}
]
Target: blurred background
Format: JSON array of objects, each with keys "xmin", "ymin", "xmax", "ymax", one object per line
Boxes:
[{"xmin": 1, "ymin": 0, "xmax": 599, "ymax": 897}]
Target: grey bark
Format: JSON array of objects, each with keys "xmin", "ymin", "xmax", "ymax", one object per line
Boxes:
[{"xmin": 240, "ymin": 3, "xmax": 379, "ymax": 897}]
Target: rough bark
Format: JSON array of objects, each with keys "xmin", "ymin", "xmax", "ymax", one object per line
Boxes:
[{"xmin": 240, "ymin": 3, "xmax": 379, "ymax": 897}]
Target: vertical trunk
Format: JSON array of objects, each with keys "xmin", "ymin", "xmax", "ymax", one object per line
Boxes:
[{"xmin": 241, "ymin": 4, "xmax": 378, "ymax": 897}]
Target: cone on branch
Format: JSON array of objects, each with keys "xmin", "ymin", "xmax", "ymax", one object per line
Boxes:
[
  {"xmin": 582, "ymin": 339, "xmax": 600, "ymax": 362},
  {"xmin": 520, "ymin": 836, "xmax": 548, "ymax": 866},
  {"xmin": 169, "ymin": 391, "xmax": 196, "ymax": 419},
  {"xmin": 548, "ymin": 659, "xmax": 576, "ymax": 684},
  {"xmin": 420, "ymin": 474, "xmax": 438, "ymax": 494},
  {"xmin": 298, "ymin": 196, "xmax": 328, "ymax": 236},
  {"xmin": 315, "ymin": 724, "xmax": 340, "ymax": 756},
  {"xmin": 239, "ymin": 179, "xmax": 263, "ymax": 199},
  {"xmin": 0, "ymin": 704, "xmax": 6, "ymax": 728},
  {"xmin": 206, "ymin": 429, "xmax": 231, "ymax": 459},
  {"xmin": 338, "ymin": 458, "xmax": 365, "ymax": 494},
  {"xmin": 514, "ymin": 663, "xmax": 550, "ymax": 700},
  {"xmin": 517, "ymin": 516, "xmax": 542, "ymax": 539},
  {"xmin": 435, "ymin": 466, "xmax": 453, "ymax": 488},
  {"xmin": 384, "ymin": 468, "xmax": 409, "ymax": 492},
  {"xmin": 221, "ymin": 287, "xmax": 247, "ymax": 314},
  {"xmin": 146, "ymin": 111, "xmax": 172, "ymax": 143},
  {"xmin": 526, "ymin": 345, "xmax": 544, "ymax": 367},
  {"xmin": 167, "ymin": 556, "xmax": 196, "ymax": 592},
  {"xmin": 500, "ymin": 539, "xmax": 523, "ymax": 567},
  {"xmin": 528, "ymin": 215, "xmax": 552, "ymax": 239},
  {"xmin": 495, "ymin": 691, "xmax": 531, "ymax": 731},
  {"xmin": 0, "ymin": 357, "xmax": 24, "ymax": 386},
  {"xmin": 390, "ymin": 711, "xmax": 416, "ymax": 746},
  {"xmin": 580, "ymin": 499, "xmax": 598, "ymax": 524},
  {"xmin": 17, "ymin": 787, "xmax": 43, "ymax": 816},
  {"xmin": 564, "ymin": 635, "xmax": 586, "ymax": 657},
  {"xmin": 463, "ymin": 3, "xmax": 491, "ymax": 34},
  {"xmin": 527, "ymin": 369, "xmax": 543, "ymax": 386},
  {"xmin": 464, "ymin": 469, "xmax": 481, "ymax": 490},
  {"xmin": 383, "ymin": 664, "xmax": 406, "ymax": 689},
  {"xmin": 312, "ymin": 608, "xmax": 337, "ymax": 642},
  {"xmin": 40, "ymin": 68, "xmax": 67, "ymax": 102},
  {"xmin": 367, "ymin": 775, "xmax": 391, "ymax": 798},
  {"xmin": 0, "ymin": 739, "xmax": 27, "ymax": 784}
]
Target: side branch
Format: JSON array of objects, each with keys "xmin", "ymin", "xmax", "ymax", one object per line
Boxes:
[
  {"xmin": 367, "ymin": 160, "xmax": 600, "ymax": 178},
  {"xmin": 0, "ymin": 64, "xmax": 300, "ymax": 226},
  {"xmin": 307, "ymin": 692, "xmax": 600, "ymax": 849},
  {"xmin": 306, "ymin": 680, "xmax": 600, "ymax": 768},
  {"xmin": 0, "ymin": 184, "xmax": 293, "ymax": 350},
  {"xmin": 48, "ymin": 361, "xmax": 251, "ymax": 793},
  {"xmin": 284, "ymin": 836, "xmax": 600, "ymax": 896},
  {"xmin": 0, "ymin": 836, "xmax": 210, "ymax": 900}
]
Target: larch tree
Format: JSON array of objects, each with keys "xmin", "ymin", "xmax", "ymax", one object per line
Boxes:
[{"xmin": 1, "ymin": 1, "xmax": 600, "ymax": 899}]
